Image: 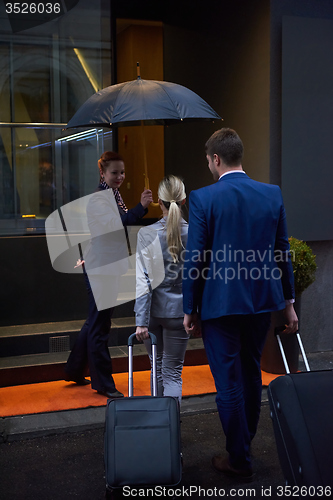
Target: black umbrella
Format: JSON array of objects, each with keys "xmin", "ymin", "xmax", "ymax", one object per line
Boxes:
[
  {"xmin": 66, "ymin": 64, "xmax": 222, "ymax": 196},
  {"xmin": 66, "ymin": 67, "xmax": 221, "ymax": 128}
]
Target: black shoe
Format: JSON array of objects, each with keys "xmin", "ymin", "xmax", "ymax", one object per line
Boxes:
[
  {"xmin": 65, "ymin": 377, "xmax": 91, "ymax": 386},
  {"xmin": 97, "ymin": 390, "xmax": 124, "ymax": 399},
  {"xmin": 211, "ymin": 456, "xmax": 254, "ymax": 482}
]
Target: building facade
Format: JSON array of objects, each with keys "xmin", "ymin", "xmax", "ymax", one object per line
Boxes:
[{"xmin": 0, "ymin": 0, "xmax": 332, "ymax": 353}]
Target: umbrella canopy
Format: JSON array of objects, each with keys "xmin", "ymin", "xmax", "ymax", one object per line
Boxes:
[{"xmin": 66, "ymin": 77, "xmax": 221, "ymax": 129}]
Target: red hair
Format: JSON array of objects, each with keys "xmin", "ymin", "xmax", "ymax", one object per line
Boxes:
[{"xmin": 98, "ymin": 151, "xmax": 124, "ymax": 173}]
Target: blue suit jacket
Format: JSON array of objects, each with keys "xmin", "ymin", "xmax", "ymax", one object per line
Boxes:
[{"xmin": 182, "ymin": 172, "xmax": 295, "ymax": 320}]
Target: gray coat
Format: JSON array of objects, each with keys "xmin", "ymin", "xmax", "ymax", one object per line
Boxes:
[{"xmin": 135, "ymin": 217, "xmax": 188, "ymax": 326}]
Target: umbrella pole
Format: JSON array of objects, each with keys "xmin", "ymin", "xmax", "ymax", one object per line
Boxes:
[
  {"xmin": 141, "ymin": 120, "xmax": 159, "ymax": 207},
  {"xmin": 141, "ymin": 121, "xmax": 149, "ymax": 190},
  {"xmin": 137, "ymin": 64, "xmax": 149, "ymax": 189},
  {"xmin": 137, "ymin": 62, "xmax": 159, "ymax": 206}
]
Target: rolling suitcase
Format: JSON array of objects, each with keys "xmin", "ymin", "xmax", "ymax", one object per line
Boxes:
[
  {"xmin": 104, "ymin": 332, "xmax": 182, "ymax": 491},
  {"xmin": 268, "ymin": 328, "xmax": 333, "ymax": 487}
]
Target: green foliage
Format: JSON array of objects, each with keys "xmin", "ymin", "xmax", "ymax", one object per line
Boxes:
[{"xmin": 288, "ymin": 237, "xmax": 317, "ymax": 296}]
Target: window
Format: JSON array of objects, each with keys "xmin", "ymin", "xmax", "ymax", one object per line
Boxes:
[{"xmin": 0, "ymin": 0, "xmax": 112, "ymax": 235}]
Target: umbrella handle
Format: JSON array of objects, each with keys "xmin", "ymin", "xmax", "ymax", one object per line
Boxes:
[
  {"xmin": 150, "ymin": 201, "xmax": 160, "ymax": 208},
  {"xmin": 144, "ymin": 174, "xmax": 159, "ymax": 208}
]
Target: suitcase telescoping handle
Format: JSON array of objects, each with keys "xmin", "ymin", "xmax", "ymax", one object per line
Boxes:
[
  {"xmin": 274, "ymin": 327, "xmax": 310, "ymax": 374},
  {"xmin": 128, "ymin": 332, "xmax": 158, "ymax": 398}
]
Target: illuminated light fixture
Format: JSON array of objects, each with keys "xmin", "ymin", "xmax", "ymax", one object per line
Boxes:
[
  {"xmin": 22, "ymin": 214, "xmax": 36, "ymax": 218},
  {"xmin": 76, "ymin": 133, "xmax": 98, "ymax": 141},
  {"xmin": 73, "ymin": 48, "xmax": 100, "ymax": 93},
  {"xmin": 57, "ymin": 129, "xmax": 103, "ymax": 142},
  {"xmin": 29, "ymin": 142, "xmax": 52, "ymax": 149}
]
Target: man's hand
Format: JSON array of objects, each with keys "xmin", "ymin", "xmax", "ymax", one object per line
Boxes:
[
  {"xmin": 136, "ymin": 326, "xmax": 149, "ymax": 341},
  {"xmin": 184, "ymin": 313, "xmax": 202, "ymax": 338},
  {"xmin": 283, "ymin": 303, "xmax": 298, "ymax": 334}
]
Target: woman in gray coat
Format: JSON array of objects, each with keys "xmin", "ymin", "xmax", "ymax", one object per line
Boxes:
[{"xmin": 135, "ymin": 175, "xmax": 189, "ymax": 404}]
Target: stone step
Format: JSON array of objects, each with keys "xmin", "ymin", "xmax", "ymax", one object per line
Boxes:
[
  {"xmin": 0, "ymin": 339, "xmax": 208, "ymax": 388},
  {"xmin": 0, "ymin": 317, "xmax": 137, "ymax": 358}
]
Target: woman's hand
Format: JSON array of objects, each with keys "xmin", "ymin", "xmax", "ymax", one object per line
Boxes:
[
  {"xmin": 136, "ymin": 326, "xmax": 149, "ymax": 341},
  {"xmin": 140, "ymin": 189, "xmax": 153, "ymax": 209}
]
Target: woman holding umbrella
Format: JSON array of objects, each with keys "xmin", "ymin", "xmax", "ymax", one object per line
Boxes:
[
  {"xmin": 65, "ymin": 151, "xmax": 153, "ymax": 398},
  {"xmin": 135, "ymin": 175, "xmax": 189, "ymax": 405}
]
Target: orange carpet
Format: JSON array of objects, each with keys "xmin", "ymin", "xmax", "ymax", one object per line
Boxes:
[
  {"xmin": 0, "ymin": 365, "xmax": 216, "ymax": 417},
  {"xmin": 261, "ymin": 370, "xmax": 282, "ymax": 386},
  {"xmin": 0, "ymin": 366, "xmax": 281, "ymax": 418}
]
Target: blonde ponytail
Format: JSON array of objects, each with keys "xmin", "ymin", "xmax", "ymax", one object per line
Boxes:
[{"xmin": 158, "ymin": 176, "xmax": 186, "ymax": 263}]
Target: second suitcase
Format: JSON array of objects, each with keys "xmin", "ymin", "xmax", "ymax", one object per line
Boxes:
[
  {"xmin": 104, "ymin": 332, "xmax": 182, "ymax": 490},
  {"xmin": 268, "ymin": 330, "xmax": 333, "ymax": 487}
]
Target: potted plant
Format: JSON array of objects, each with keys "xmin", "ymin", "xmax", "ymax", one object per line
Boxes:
[
  {"xmin": 261, "ymin": 237, "xmax": 317, "ymax": 374},
  {"xmin": 288, "ymin": 236, "xmax": 317, "ymax": 297}
]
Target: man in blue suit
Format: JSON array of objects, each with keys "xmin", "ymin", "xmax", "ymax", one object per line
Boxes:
[{"xmin": 183, "ymin": 128, "xmax": 298, "ymax": 481}]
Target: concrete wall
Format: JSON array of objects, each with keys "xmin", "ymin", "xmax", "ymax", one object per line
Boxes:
[
  {"xmin": 299, "ymin": 242, "xmax": 333, "ymax": 352},
  {"xmin": 270, "ymin": 0, "xmax": 333, "ymax": 351},
  {"xmin": 163, "ymin": 0, "xmax": 270, "ymax": 192}
]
